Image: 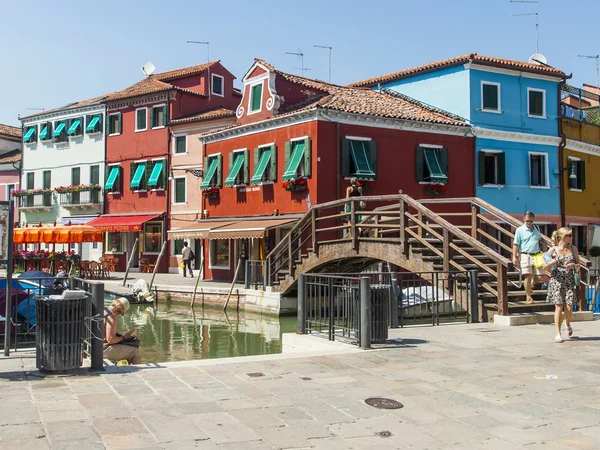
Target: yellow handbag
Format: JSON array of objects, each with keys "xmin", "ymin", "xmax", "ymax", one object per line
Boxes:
[
  {"xmin": 533, "ymin": 253, "xmax": 545, "ymax": 269},
  {"xmin": 179, "ymin": 262, "xmax": 185, "ymax": 269}
]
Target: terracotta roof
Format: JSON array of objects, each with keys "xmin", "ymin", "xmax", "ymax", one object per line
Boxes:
[
  {"xmin": 0, "ymin": 123, "xmax": 21, "ymax": 139},
  {"xmin": 21, "ymin": 95, "xmax": 107, "ymax": 120},
  {"xmin": 169, "ymin": 108, "xmax": 236, "ymax": 125},
  {"xmin": 0, "ymin": 149, "xmax": 22, "ymax": 164},
  {"xmin": 153, "ymin": 61, "xmax": 218, "ymax": 81},
  {"xmin": 349, "ymin": 53, "xmax": 567, "ymax": 88}
]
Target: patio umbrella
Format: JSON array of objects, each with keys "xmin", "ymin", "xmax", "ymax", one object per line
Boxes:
[{"xmin": 13, "ymin": 225, "xmax": 103, "ymax": 244}]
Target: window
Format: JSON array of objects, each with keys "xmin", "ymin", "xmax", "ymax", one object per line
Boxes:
[
  {"xmin": 528, "ymin": 88, "xmax": 546, "ymax": 117},
  {"xmin": 136, "ymin": 108, "xmax": 147, "ymax": 132},
  {"xmin": 173, "ymin": 177, "xmax": 186, "ymax": 203},
  {"xmin": 173, "ymin": 239, "xmax": 184, "ymax": 255},
  {"xmin": 212, "ymin": 74, "xmax": 224, "ymax": 96},
  {"xmin": 106, "ymin": 232, "xmax": 123, "ymax": 253},
  {"xmin": 225, "ymin": 150, "xmax": 249, "ymax": 186},
  {"xmin": 571, "ymin": 225, "xmax": 587, "ymax": 255},
  {"xmin": 67, "ymin": 117, "xmax": 83, "ymax": 137},
  {"xmin": 174, "ymin": 135, "xmax": 187, "ymax": 154},
  {"xmin": 478, "ymin": 151, "xmax": 506, "ymax": 186},
  {"xmin": 147, "ymin": 160, "xmax": 166, "ymax": 189},
  {"xmin": 481, "ymin": 82, "xmax": 501, "ymax": 113},
  {"xmin": 24, "ymin": 173, "xmax": 34, "ymax": 207},
  {"xmin": 342, "ymin": 138, "xmax": 377, "ymax": 179},
  {"xmin": 71, "ymin": 167, "xmax": 81, "ymax": 204},
  {"xmin": 130, "ymin": 161, "xmax": 147, "ymax": 191},
  {"xmin": 251, "ymin": 145, "xmax": 277, "ymax": 185},
  {"xmin": 283, "ymin": 138, "xmax": 312, "ymax": 180},
  {"xmin": 23, "ymin": 125, "xmax": 37, "ymax": 144},
  {"xmin": 7, "ymin": 184, "xmax": 15, "ymax": 201},
  {"xmin": 53, "ymin": 120, "xmax": 67, "ymax": 143},
  {"xmin": 90, "ymin": 165, "xmax": 100, "ymax": 203},
  {"xmin": 39, "ymin": 121, "xmax": 52, "ymax": 141},
  {"xmin": 104, "ymin": 165, "xmax": 121, "ymax": 193},
  {"xmin": 150, "ymin": 105, "xmax": 167, "ymax": 129},
  {"xmin": 143, "ymin": 222, "xmax": 162, "ymax": 253},
  {"xmin": 42, "ymin": 170, "xmax": 51, "ymax": 206},
  {"xmin": 568, "ymin": 157, "xmax": 586, "ymax": 191},
  {"xmin": 86, "ymin": 114, "xmax": 102, "ymax": 134},
  {"xmin": 529, "ymin": 153, "xmax": 548, "ymax": 187},
  {"xmin": 108, "ymin": 113, "xmax": 122, "ymax": 135},
  {"xmin": 200, "ymin": 154, "xmax": 222, "ymax": 189},
  {"xmin": 249, "ymin": 83, "xmax": 263, "ymax": 113},
  {"xmin": 416, "ymin": 146, "xmax": 448, "ymax": 183},
  {"xmin": 210, "ymin": 239, "xmax": 230, "ymax": 267}
]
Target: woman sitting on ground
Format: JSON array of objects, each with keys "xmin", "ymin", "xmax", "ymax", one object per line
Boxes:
[{"xmin": 104, "ymin": 297, "xmax": 141, "ymax": 364}]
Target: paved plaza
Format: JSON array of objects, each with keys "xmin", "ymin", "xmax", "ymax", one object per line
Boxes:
[{"xmin": 1, "ymin": 320, "xmax": 600, "ymax": 449}]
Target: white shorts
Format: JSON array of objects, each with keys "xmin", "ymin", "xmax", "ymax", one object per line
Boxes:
[{"xmin": 520, "ymin": 253, "xmax": 545, "ymax": 276}]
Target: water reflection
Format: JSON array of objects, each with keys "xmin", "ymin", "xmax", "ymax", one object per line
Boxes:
[{"xmin": 116, "ymin": 303, "xmax": 296, "ymax": 364}]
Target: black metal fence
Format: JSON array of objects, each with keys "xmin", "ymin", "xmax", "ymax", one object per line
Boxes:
[
  {"xmin": 297, "ymin": 270, "xmax": 477, "ymax": 348},
  {"xmin": 560, "ymin": 84, "xmax": 600, "ymax": 125},
  {"xmin": 245, "ymin": 260, "xmax": 266, "ymax": 290},
  {"xmin": 59, "ymin": 190, "xmax": 101, "ymax": 206}
]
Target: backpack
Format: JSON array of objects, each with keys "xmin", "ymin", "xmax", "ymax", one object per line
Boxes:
[{"xmin": 189, "ymin": 249, "xmax": 195, "ymax": 260}]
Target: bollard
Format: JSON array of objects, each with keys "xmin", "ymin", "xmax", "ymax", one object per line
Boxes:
[
  {"xmin": 89, "ymin": 282, "xmax": 105, "ymax": 371},
  {"xmin": 244, "ymin": 260, "xmax": 250, "ymax": 289},
  {"xmin": 297, "ymin": 273, "xmax": 306, "ymax": 334},
  {"xmin": 263, "ymin": 262, "xmax": 267, "ymax": 291},
  {"xmin": 469, "ymin": 269, "xmax": 479, "ymax": 323},
  {"xmin": 389, "ymin": 274, "xmax": 399, "ymax": 328},
  {"xmin": 359, "ymin": 277, "xmax": 371, "ymax": 349}
]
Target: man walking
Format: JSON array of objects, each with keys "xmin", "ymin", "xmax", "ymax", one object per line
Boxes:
[
  {"xmin": 181, "ymin": 241, "xmax": 194, "ymax": 278},
  {"xmin": 512, "ymin": 211, "xmax": 546, "ymax": 304}
]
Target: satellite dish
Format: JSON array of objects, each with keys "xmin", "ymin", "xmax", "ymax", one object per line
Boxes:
[
  {"xmin": 529, "ymin": 53, "xmax": 548, "ymax": 65},
  {"xmin": 141, "ymin": 61, "xmax": 156, "ymax": 76}
]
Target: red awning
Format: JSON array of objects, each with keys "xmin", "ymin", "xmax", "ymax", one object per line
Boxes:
[{"xmin": 87, "ymin": 214, "xmax": 160, "ymax": 232}]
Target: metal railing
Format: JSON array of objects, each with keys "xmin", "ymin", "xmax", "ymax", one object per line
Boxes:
[
  {"xmin": 17, "ymin": 192, "xmax": 52, "ymax": 208},
  {"xmin": 560, "ymin": 84, "xmax": 600, "ymax": 125},
  {"xmin": 59, "ymin": 191, "xmax": 102, "ymax": 207},
  {"xmin": 244, "ymin": 260, "xmax": 266, "ymax": 290}
]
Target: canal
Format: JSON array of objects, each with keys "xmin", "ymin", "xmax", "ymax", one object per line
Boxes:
[{"xmin": 116, "ymin": 302, "xmax": 297, "ymax": 364}]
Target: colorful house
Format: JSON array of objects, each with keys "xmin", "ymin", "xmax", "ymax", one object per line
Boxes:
[
  {"xmin": 559, "ymin": 83, "xmax": 600, "ymax": 257},
  {"xmin": 88, "ymin": 61, "xmax": 240, "ymax": 272},
  {"xmin": 192, "ymin": 59, "xmax": 475, "ymax": 282},
  {"xmin": 18, "ymin": 99, "xmax": 106, "ymax": 260},
  {"xmin": 351, "ymin": 53, "xmax": 568, "ymax": 235},
  {"xmin": 0, "ymin": 124, "xmax": 22, "ymax": 221}
]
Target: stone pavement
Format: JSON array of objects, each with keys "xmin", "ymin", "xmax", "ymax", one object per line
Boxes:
[{"xmin": 1, "ymin": 319, "xmax": 600, "ymax": 449}]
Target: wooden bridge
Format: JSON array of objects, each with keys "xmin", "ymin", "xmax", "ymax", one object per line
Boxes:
[{"xmin": 265, "ymin": 194, "xmax": 591, "ymax": 318}]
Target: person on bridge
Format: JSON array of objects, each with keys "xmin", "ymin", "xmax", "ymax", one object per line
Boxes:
[
  {"xmin": 345, "ymin": 177, "xmax": 363, "ymax": 239},
  {"xmin": 544, "ymin": 228, "xmax": 579, "ymax": 343},
  {"xmin": 512, "ymin": 211, "xmax": 548, "ymax": 304}
]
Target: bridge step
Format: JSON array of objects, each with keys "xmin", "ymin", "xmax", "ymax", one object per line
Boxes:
[
  {"xmin": 479, "ymin": 289, "xmax": 547, "ymax": 299},
  {"xmin": 484, "ymin": 301, "xmax": 554, "ymax": 312}
]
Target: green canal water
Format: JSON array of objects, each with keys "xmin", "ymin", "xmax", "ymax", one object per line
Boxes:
[{"xmin": 114, "ymin": 302, "xmax": 297, "ymax": 364}]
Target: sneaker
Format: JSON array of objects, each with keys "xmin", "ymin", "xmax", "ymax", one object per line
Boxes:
[
  {"xmin": 555, "ymin": 335, "xmax": 563, "ymax": 343},
  {"xmin": 566, "ymin": 325, "xmax": 573, "ymax": 337}
]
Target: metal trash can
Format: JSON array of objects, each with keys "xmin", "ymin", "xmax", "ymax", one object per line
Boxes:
[
  {"xmin": 370, "ymin": 284, "xmax": 390, "ymax": 343},
  {"xmin": 35, "ymin": 291, "xmax": 87, "ymax": 372}
]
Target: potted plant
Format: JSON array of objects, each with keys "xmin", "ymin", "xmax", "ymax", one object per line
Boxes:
[
  {"xmin": 424, "ymin": 182, "xmax": 446, "ymax": 196},
  {"xmin": 282, "ymin": 177, "xmax": 307, "ymax": 192},
  {"xmin": 54, "ymin": 184, "xmax": 102, "ymax": 194},
  {"xmin": 202, "ymin": 187, "xmax": 220, "ymax": 199}
]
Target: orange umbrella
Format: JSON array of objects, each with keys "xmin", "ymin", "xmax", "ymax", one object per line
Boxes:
[
  {"xmin": 13, "ymin": 228, "xmax": 26, "ymax": 244},
  {"xmin": 14, "ymin": 225, "xmax": 103, "ymax": 244},
  {"xmin": 57, "ymin": 225, "xmax": 103, "ymax": 243},
  {"xmin": 25, "ymin": 228, "xmax": 41, "ymax": 243}
]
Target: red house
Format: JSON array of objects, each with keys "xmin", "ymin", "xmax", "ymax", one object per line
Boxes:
[
  {"xmin": 193, "ymin": 59, "xmax": 476, "ymax": 282},
  {"xmin": 88, "ymin": 61, "xmax": 240, "ymax": 272}
]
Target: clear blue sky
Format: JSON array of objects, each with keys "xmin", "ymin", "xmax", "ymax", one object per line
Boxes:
[{"xmin": 2, "ymin": 0, "xmax": 599, "ymax": 126}]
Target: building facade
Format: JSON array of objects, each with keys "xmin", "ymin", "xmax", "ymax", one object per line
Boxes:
[
  {"xmin": 0, "ymin": 124, "xmax": 22, "ymax": 220},
  {"xmin": 89, "ymin": 61, "xmax": 240, "ymax": 272},
  {"xmin": 194, "ymin": 59, "xmax": 475, "ymax": 282},
  {"xmin": 351, "ymin": 53, "xmax": 567, "ymax": 229},
  {"xmin": 19, "ymin": 100, "xmax": 106, "ymax": 260}
]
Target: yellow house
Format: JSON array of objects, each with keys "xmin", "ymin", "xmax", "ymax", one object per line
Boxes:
[{"xmin": 561, "ymin": 117, "xmax": 600, "ymax": 257}]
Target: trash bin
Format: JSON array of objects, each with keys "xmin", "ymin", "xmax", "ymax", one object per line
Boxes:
[
  {"xmin": 370, "ymin": 284, "xmax": 390, "ymax": 343},
  {"xmin": 35, "ymin": 291, "xmax": 88, "ymax": 372}
]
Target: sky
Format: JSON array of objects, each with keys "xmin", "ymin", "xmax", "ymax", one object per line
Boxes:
[{"xmin": 1, "ymin": 0, "xmax": 599, "ymax": 127}]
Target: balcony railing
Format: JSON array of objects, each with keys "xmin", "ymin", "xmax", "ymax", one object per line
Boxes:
[
  {"xmin": 560, "ymin": 84, "xmax": 600, "ymax": 125},
  {"xmin": 59, "ymin": 191, "xmax": 102, "ymax": 208},
  {"xmin": 18, "ymin": 193, "xmax": 53, "ymax": 209}
]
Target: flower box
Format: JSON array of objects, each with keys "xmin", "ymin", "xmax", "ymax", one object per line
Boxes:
[
  {"xmin": 54, "ymin": 184, "xmax": 102, "ymax": 194},
  {"xmin": 202, "ymin": 187, "xmax": 220, "ymax": 199},
  {"xmin": 282, "ymin": 177, "xmax": 307, "ymax": 192},
  {"xmin": 424, "ymin": 183, "xmax": 446, "ymax": 196}
]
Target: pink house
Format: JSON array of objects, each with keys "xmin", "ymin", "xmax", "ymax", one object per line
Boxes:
[{"xmin": 0, "ymin": 124, "xmax": 22, "ymax": 220}]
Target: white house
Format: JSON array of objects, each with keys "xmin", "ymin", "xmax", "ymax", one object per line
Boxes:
[{"xmin": 19, "ymin": 97, "xmax": 106, "ymax": 260}]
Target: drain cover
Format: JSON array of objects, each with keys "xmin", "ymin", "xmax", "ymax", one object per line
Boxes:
[
  {"xmin": 365, "ymin": 397, "xmax": 403, "ymax": 410},
  {"xmin": 301, "ymin": 377, "xmax": 312, "ymax": 381},
  {"xmin": 247, "ymin": 372, "xmax": 265, "ymax": 378},
  {"xmin": 376, "ymin": 431, "xmax": 392, "ymax": 437}
]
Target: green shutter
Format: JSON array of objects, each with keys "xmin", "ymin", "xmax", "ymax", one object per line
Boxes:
[
  {"xmin": 131, "ymin": 163, "xmax": 146, "ymax": 189},
  {"xmin": 40, "ymin": 123, "xmax": 49, "ymax": 140},
  {"xmin": 90, "ymin": 165, "xmax": 99, "ymax": 185},
  {"xmin": 67, "ymin": 118, "xmax": 81, "ymax": 135},
  {"xmin": 203, "ymin": 156, "xmax": 209, "ymax": 185},
  {"xmin": 283, "ymin": 141, "xmax": 305, "ymax": 181},
  {"xmin": 148, "ymin": 161, "xmax": 164, "ymax": 187},
  {"xmin": 225, "ymin": 153, "xmax": 245, "ymax": 186},
  {"xmin": 150, "ymin": 107, "xmax": 155, "ymax": 128},
  {"xmin": 416, "ymin": 146, "xmax": 425, "ymax": 182},
  {"xmin": 201, "ymin": 157, "xmax": 219, "ymax": 189},
  {"xmin": 105, "ymin": 166, "xmax": 119, "ymax": 190},
  {"xmin": 117, "ymin": 114, "xmax": 122, "ymax": 134},
  {"xmin": 497, "ymin": 152, "xmax": 506, "ymax": 185},
  {"xmin": 144, "ymin": 162, "xmax": 154, "ymax": 190},
  {"xmin": 43, "ymin": 170, "xmax": 51, "ymax": 189},
  {"xmin": 284, "ymin": 141, "xmax": 291, "ymax": 170},
  {"xmin": 251, "ymin": 150, "xmax": 271, "ymax": 185},
  {"xmin": 251, "ymin": 84, "xmax": 262, "ymax": 111},
  {"xmin": 243, "ymin": 149, "xmax": 250, "ymax": 184},
  {"xmin": 478, "ymin": 151, "xmax": 486, "ymax": 185},
  {"xmin": 349, "ymin": 141, "xmax": 376, "ymax": 179},
  {"xmin": 253, "ymin": 148, "xmax": 259, "ymax": 175},
  {"xmin": 27, "ymin": 172, "xmax": 34, "ymax": 189},
  {"xmin": 368, "ymin": 141, "xmax": 377, "ymax": 179},
  {"xmin": 130, "ymin": 163, "xmax": 136, "ymax": 189},
  {"xmin": 303, "ymin": 138, "xmax": 311, "ymax": 177},
  {"xmin": 578, "ymin": 160, "xmax": 586, "ymax": 190},
  {"xmin": 342, "ymin": 138, "xmax": 351, "ymax": 177},
  {"xmin": 162, "ymin": 105, "xmax": 168, "ymax": 126},
  {"xmin": 423, "ymin": 148, "xmax": 447, "ymax": 182},
  {"xmin": 175, "ymin": 178, "xmax": 186, "ymax": 203},
  {"xmin": 269, "ymin": 144, "xmax": 277, "ymax": 181},
  {"xmin": 228, "ymin": 152, "xmax": 233, "ymax": 176},
  {"xmin": 439, "ymin": 147, "xmax": 448, "ymax": 180},
  {"xmin": 217, "ymin": 154, "xmax": 222, "ymax": 187},
  {"xmin": 72, "ymin": 167, "xmax": 80, "ymax": 185},
  {"xmin": 161, "ymin": 160, "xmax": 167, "ymax": 188}
]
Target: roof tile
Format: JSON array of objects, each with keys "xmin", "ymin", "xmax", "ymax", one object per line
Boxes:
[
  {"xmin": 169, "ymin": 108, "xmax": 236, "ymax": 125},
  {"xmin": 0, "ymin": 123, "xmax": 21, "ymax": 139}
]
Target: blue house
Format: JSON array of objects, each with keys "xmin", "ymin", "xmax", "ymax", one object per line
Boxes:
[{"xmin": 351, "ymin": 53, "xmax": 567, "ymax": 227}]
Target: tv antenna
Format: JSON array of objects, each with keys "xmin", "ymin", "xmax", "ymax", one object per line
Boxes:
[
  {"xmin": 511, "ymin": 0, "xmax": 539, "ymax": 53},
  {"xmin": 141, "ymin": 61, "xmax": 156, "ymax": 77},
  {"xmin": 26, "ymin": 108, "xmax": 44, "ymax": 111},
  {"xmin": 285, "ymin": 50, "xmax": 310, "ymax": 74},
  {"xmin": 578, "ymin": 54, "xmax": 600, "ymax": 88},
  {"xmin": 187, "ymin": 41, "xmax": 210, "ymax": 62},
  {"xmin": 314, "ymin": 44, "xmax": 332, "ymax": 82}
]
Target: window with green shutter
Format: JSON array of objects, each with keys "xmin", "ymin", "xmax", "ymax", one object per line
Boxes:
[
  {"xmin": 39, "ymin": 122, "xmax": 53, "ymax": 141},
  {"xmin": 43, "ymin": 170, "xmax": 52, "ymax": 206},
  {"xmin": 90, "ymin": 165, "xmax": 100, "ymax": 203},
  {"xmin": 53, "ymin": 121, "xmax": 68, "ymax": 143},
  {"xmin": 136, "ymin": 108, "xmax": 147, "ymax": 131},
  {"xmin": 86, "ymin": 114, "xmax": 102, "ymax": 134},
  {"xmin": 175, "ymin": 136, "xmax": 187, "ymax": 154},
  {"xmin": 174, "ymin": 178, "xmax": 186, "ymax": 203},
  {"xmin": 251, "ymin": 145, "xmax": 276, "ymax": 185},
  {"xmin": 67, "ymin": 117, "xmax": 83, "ymax": 137},
  {"xmin": 173, "ymin": 239, "xmax": 184, "ymax": 255},
  {"xmin": 147, "ymin": 160, "xmax": 166, "ymax": 189},
  {"xmin": 200, "ymin": 155, "xmax": 221, "ymax": 189},
  {"xmin": 528, "ymin": 89, "xmax": 545, "ymax": 117},
  {"xmin": 225, "ymin": 151, "xmax": 248, "ymax": 187},
  {"xmin": 105, "ymin": 165, "xmax": 121, "ymax": 192},
  {"xmin": 416, "ymin": 146, "xmax": 448, "ymax": 183},
  {"xmin": 249, "ymin": 83, "xmax": 263, "ymax": 112},
  {"xmin": 342, "ymin": 139, "xmax": 377, "ymax": 179},
  {"xmin": 283, "ymin": 138, "xmax": 311, "ymax": 180},
  {"xmin": 478, "ymin": 151, "xmax": 505, "ymax": 186},
  {"xmin": 151, "ymin": 105, "xmax": 167, "ymax": 128},
  {"xmin": 130, "ymin": 162, "xmax": 146, "ymax": 190},
  {"xmin": 23, "ymin": 125, "xmax": 37, "ymax": 143},
  {"xmin": 108, "ymin": 113, "xmax": 121, "ymax": 135}
]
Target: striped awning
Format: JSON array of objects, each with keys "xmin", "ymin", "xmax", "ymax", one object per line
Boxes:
[{"xmin": 208, "ymin": 219, "xmax": 297, "ymax": 240}]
